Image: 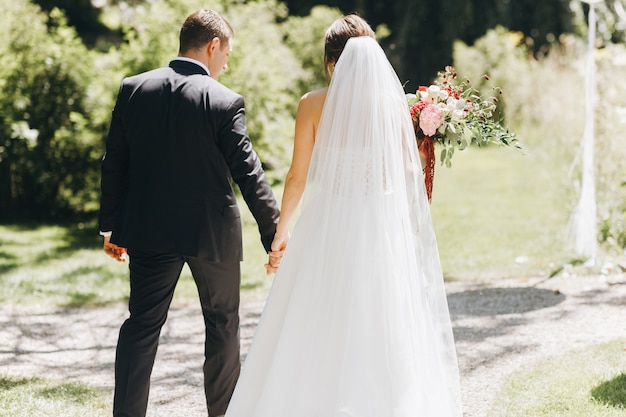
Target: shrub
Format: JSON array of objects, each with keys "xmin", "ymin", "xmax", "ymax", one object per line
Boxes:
[{"xmin": 0, "ymin": 1, "xmax": 102, "ymax": 218}]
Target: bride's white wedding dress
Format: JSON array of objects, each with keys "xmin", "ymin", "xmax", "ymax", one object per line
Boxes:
[{"xmin": 225, "ymin": 37, "xmax": 462, "ymax": 417}]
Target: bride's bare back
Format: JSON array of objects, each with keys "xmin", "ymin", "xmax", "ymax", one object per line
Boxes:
[
  {"xmin": 269, "ymin": 87, "xmax": 328, "ymax": 253},
  {"xmin": 298, "ymin": 86, "xmax": 328, "ymax": 138}
]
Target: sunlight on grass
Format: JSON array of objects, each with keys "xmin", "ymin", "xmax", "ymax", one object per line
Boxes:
[
  {"xmin": 0, "ymin": 210, "xmax": 273, "ymax": 307},
  {"xmin": 0, "ymin": 223, "xmax": 130, "ymax": 306},
  {"xmin": 488, "ymin": 338, "xmax": 626, "ymax": 417},
  {"xmin": 0, "ymin": 375, "xmax": 108, "ymax": 417},
  {"xmin": 0, "ymin": 148, "xmax": 599, "ymax": 306},
  {"xmin": 431, "ymin": 145, "xmax": 575, "ymax": 280}
]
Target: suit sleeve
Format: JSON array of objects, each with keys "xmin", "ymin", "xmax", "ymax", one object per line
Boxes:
[
  {"xmin": 98, "ymin": 84, "xmax": 130, "ymax": 234},
  {"xmin": 217, "ymin": 94, "xmax": 279, "ymax": 252}
]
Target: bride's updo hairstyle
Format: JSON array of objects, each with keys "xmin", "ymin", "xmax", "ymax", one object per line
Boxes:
[{"xmin": 324, "ymin": 14, "xmax": 376, "ymax": 82}]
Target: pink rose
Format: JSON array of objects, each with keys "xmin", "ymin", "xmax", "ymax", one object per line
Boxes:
[{"xmin": 419, "ymin": 104, "xmax": 443, "ymax": 137}]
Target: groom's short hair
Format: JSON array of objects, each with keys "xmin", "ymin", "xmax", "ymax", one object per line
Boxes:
[{"xmin": 179, "ymin": 9, "xmax": 233, "ymax": 54}]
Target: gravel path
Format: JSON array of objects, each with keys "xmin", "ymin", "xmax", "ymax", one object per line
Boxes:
[{"xmin": 1, "ymin": 273, "xmax": 625, "ymax": 416}]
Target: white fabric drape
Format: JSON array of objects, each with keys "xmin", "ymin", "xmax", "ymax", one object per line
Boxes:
[
  {"xmin": 572, "ymin": 2, "xmax": 598, "ymax": 259},
  {"xmin": 226, "ymin": 36, "xmax": 462, "ymax": 417}
]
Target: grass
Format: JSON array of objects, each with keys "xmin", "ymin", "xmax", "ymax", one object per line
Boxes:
[
  {"xmin": 0, "ymin": 213, "xmax": 271, "ymax": 307},
  {"xmin": 488, "ymin": 338, "xmax": 626, "ymax": 417},
  {"xmin": 0, "ymin": 142, "xmax": 603, "ymax": 308},
  {"xmin": 0, "ymin": 222, "xmax": 130, "ymax": 307},
  {"xmin": 430, "ymin": 144, "xmax": 578, "ymax": 281},
  {"xmin": 0, "ymin": 375, "xmax": 109, "ymax": 417}
]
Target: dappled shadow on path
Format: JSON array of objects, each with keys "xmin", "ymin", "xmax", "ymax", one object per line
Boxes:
[
  {"xmin": 570, "ymin": 284, "xmax": 626, "ymax": 308},
  {"xmin": 447, "ymin": 275, "xmax": 626, "ymax": 384},
  {"xmin": 447, "ymin": 283, "xmax": 568, "ymax": 373},
  {"xmin": 448, "ymin": 285, "xmax": 566, "ymax": 344},
  {"xmin": 0, "ymin": 301, "xmax": 265, "ymax": 401},
  {"xmin": 447, "ymin": 286, "xmax": 566, "ymax": 316},
  {"xmin": 0, "ymin": 306, "xmax": 120, "ymax": 387}
]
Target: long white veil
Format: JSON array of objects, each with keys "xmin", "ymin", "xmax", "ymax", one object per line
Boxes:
[
  {"xmin": 226, "ymin": 36, "xmax": 462, "ymax": 417},
  {"xmin": 302, "ymin": 35, "xmax": 462, "ymax": 415}
]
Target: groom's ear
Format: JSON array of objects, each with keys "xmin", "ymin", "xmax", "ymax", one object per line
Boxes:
[{"xmin": 206, "ymin": 37, "xmax": 221, "ymax": 58}]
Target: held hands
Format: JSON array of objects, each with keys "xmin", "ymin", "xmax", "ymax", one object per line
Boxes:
[
  {"xmin": 264, "ymin": 230, "xmax": 289, "ymax": 275},
  {"xmin": 264, "ymin": 250, "xmax": 284, "ymax": 275},
  {"xmin": 103, "ymin": 235, "xmax": 128, "ymax": 262}
]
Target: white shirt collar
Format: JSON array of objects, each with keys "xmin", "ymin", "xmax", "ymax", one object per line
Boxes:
[{"xmin": 172, "ymin": 57, "xmax": 210, "ymax": 76}]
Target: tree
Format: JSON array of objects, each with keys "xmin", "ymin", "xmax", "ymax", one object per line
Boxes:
[
  {"xmin": 282, "ymin": 0, "xmax": 576, "ymax": 86},
  {"xmin": 282, "ymin": 6, "xmax": 344, "ymax": 93},
  {"xmin": 32, "ymin": 0, "xmax": 115, "ymax": 48},
  {"xmin": 0, "ymin": 0, "xmax": 103, "ymax": 219}
]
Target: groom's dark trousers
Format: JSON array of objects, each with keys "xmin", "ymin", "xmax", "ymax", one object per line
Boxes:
[
  {"xmin": 99, "ymin": 59, "xmax": 279, "ymax": 417},
  {"xmin": 113, "ymin": 251, "xmax": 241, "ymax": 417}
]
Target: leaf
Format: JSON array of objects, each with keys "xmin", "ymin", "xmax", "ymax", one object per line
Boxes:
[
  {"xmin": 462, "ymin": 128, "xmax": 474, "ymax": 143},
  {"xmin": 440, "ymin": 148, "xmax": 448, "ymax": 165}
]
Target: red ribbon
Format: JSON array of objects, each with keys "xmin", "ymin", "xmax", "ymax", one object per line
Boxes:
[{"xmin": 419, "ymin": 136, "xmax": 435, "ymax": 203}]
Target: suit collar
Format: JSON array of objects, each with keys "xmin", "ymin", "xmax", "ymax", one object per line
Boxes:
[{"xmin": 169, "ymin": 57, "xmax": 210, "ymax": 76}]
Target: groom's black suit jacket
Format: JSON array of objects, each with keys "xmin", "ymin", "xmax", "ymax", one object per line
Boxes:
[{"xmin": 99, "ymin": 59, "xmax": 279, "ymax": 260}]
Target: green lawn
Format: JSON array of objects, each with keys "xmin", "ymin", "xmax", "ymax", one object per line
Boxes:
[
  {"xmin": 0, "ymin": 375, "xmax": 108, "ymax": 417},
  {"xmin": 488, "ymin": 338, "xmax": 626, "ymax": 417},
  {"xmin": 0, "ymin": 142, "xmax": 596, "ymax": 307},
  {"xmin": 0, "ymin": 216, "xmax": 271, "ymax": 307},
  {"xmin": 431, "ymin": 145, "xmax": 576, "ymax": 281},
  {"xmin": 0, "ymin": 222, "xmax": 129, "ymax": 307}
]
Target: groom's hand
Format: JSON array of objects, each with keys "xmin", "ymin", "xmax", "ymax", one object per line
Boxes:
[
  {"xmin": 103, "ymin": 235, "xmax": 128, "ymax": 262},
  {"xmin": 264, "ymin": 250, "xmax": 284, "ymax": 275}
]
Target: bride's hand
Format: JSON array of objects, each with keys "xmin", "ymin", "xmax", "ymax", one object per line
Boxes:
[
  {"xmin": 271, "ymin": 229, "xmax": 289, "ymax": 252},
  {"xmin": 264, "ymin": 229, "xmax": 290, "ymax": 274}
]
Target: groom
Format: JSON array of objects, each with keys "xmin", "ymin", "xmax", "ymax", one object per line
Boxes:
[{"xmin": 99, "ymin": 9, "xmax": 280, "ymax": 417}]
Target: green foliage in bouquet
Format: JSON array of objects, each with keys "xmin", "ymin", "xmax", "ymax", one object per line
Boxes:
[{"xmin": 407, "ymin": 66, "xmax": 520, "ymax": 168}]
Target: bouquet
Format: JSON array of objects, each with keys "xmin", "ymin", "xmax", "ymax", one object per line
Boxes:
[{"xmin": 407, "ymin": 66, "xmax": 519, "ymax": 201}]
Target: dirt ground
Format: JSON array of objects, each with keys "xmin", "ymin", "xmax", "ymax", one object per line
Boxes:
[{"xmin": 1, "ymin": 272, "xmax": 625, "ymax": 416}]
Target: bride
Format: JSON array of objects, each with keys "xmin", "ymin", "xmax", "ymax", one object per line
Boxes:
[{"xmin": 225, "ymin": 14, "xmax": 462, "ymax": 417}]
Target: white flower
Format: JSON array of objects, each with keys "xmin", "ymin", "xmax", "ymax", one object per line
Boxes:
[
  {"xmin": 452, "ymin": 110, "xmax": 465, "ymax": 119},
  {"xmin": 446, "ymin": 97, "xmax": 467, "ymax": 120},
  {"xmin": 421, "ymin": 85, "xmax": 444, "ymax": 103},
  {"xmin": 427, "ymin": 85, "xmax": 441, "ymax": 96}
]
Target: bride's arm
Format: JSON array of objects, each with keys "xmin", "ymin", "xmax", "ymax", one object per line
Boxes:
[{"xmin": 271, "ymin": 92, "xmax": 319, "ymax": 253}]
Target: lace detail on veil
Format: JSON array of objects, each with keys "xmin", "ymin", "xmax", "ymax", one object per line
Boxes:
[{"xmin": 310, "ymin": 145, "xmax": 394, "ymax": 198}]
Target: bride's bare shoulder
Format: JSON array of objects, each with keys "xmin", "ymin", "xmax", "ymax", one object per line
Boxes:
[
  {"xmin": 302, "ymin": 86, "xmax": 328, "ymax": 100},
  {"xmin": 299, "ymin": 87, "xmax": 327, "ymax": 111},
  {"xmin": 297, "ymin": 87, "xmax": 327, "ymax": 127}
]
